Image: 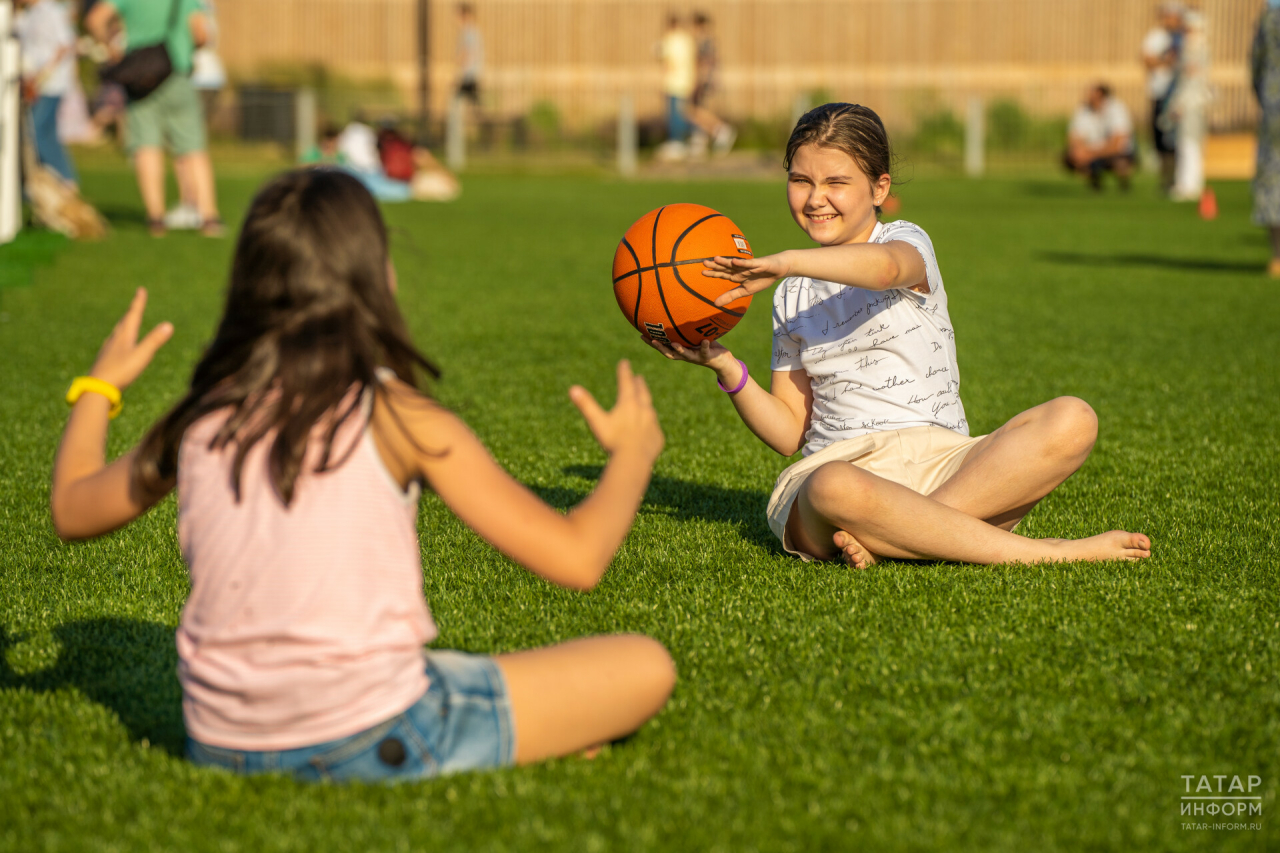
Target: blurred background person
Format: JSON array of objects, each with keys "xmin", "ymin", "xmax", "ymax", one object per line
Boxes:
[
  {"xmin": 1064, "ymin": 83, "xmax": 1136, "ymax": 191},
  {"xmin": 456, "ymin": 4, "xmax": 482, "ymax": 106},
  {"xmin": 85, "ymin": 0, "xmax": 223, "ymax": 237},
  {"xmin": 1170, "ymin": 7, "xmax": 1210, "ymax": 201},
  {"xmin": 1143, "ymin": 2, "xmax": 1183, "ymax": 192},
  {"xmin": 164, "ymin": 0, "xmax": 224, "ymax": 230},
  {"xmin": 15, "ymin": 0, "xmax": 79, "ymax": 185},
  {"xmin": 685, "ymin": 11, "xmax": 734, "ymax": 158},
  {"xmin": 656, "ymin": 12, "xmax": 695, "ymax": 161},
  {"xmin": 1251, "ymin": 0, "xmax": 1280, "ymax": 277}
]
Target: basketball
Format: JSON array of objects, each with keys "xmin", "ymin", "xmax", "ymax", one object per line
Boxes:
[{"xmin": 612, "ymin": 203, "xmax": 754, "ymax": 347}]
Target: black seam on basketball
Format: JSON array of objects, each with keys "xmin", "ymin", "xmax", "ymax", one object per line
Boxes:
[
  {"xmin": 668, "ymin": 212, "xmax": 746, "ymax": 317},
  {"xmin": 620, "ymin": 236, "xmax": 643, "ymax": 327},
  {"xmin": 611, "ymin": 256, "xmax": 723, "ymax": 284},
  {"xmin": 670, "ymin": 213, "xmax": 725, "ymax": 263},
  {"xmin": 651, "ymin": 207, "xmax": 696, "ymax": 346},
  {"xmin": 671, "ymin": 263, "xmax": 746, "ymax": 318}
]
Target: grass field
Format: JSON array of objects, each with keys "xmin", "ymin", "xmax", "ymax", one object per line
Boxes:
[{"xmin": 1, "ymin": 161, "xmax": 1278, "ymax": 852}]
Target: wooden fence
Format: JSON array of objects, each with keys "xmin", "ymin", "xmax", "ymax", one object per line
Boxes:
[{"xmin": 215, "ymin": 0, "xmax": 1268, "ymax": 132}]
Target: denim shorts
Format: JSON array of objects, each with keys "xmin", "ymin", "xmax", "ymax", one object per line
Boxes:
[{"xmin": 186, "ymin": 650, "xmax": 515, "ymax": 783}]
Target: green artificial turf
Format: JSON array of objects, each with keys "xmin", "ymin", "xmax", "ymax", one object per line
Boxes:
[{"xmin": 1, "ymin": 163, "xmax": 1277, "ymax": 852}]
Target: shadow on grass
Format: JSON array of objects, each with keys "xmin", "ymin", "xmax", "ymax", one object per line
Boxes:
[
  {"xmin": 536, "ymin": 466, "xmax": 778, "ymax": 553},
  {"xmin": 95, "ymin": 205, "xmax": 149, "ymax": 227},
  {"xmin": 1020, "ymin": 180, "xmax": 1085, "ymax": 198},
  {"xmin": 1037, "ymin": 250, "xmax": 1262, "ymax": 273},
  {"xmin": 0, "ymin": 618, "xmax": 185, "ymax": 755}
]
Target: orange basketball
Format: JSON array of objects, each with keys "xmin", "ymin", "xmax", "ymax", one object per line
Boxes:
[{"xmin": 612, "ymin": 203, "xmax": 754, "ymax": 347}]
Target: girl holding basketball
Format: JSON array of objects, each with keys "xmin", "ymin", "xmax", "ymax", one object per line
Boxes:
[
  {"xmin": 649, "ymin": 103, "xmax": 1151, "ymax": 567},
  {"xmin": 50, "ymin": 169, "xmax": 674, "ymax": 782}
]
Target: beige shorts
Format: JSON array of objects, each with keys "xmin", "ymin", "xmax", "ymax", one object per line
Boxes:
[{"xmin": 767, "ymin": 425, "xmax": 986, "ymax": 561}]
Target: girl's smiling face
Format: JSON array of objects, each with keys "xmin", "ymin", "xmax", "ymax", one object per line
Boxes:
[{"xmin": 787, "ymin": 144, "xmax": 891, "ymax": 246}]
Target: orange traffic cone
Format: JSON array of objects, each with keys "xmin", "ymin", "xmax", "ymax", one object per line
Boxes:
[{"xmin": 1198, "ymin": 186, "xmax": 1218, "ymax": 220}]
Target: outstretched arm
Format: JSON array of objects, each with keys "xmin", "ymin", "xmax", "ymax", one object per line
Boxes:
[
  {"xmin": 704, "ymin": 241, "xmax": 928, "ymax": 306},
  {"xmin": 644, "ymin": 338, "xmax": 812, "ymax": 456},
  {"xmin": 374, "ymin": 361, "xmax": 663, "ymax": 591},
  {"xmin": 51, "ymin": 289, "xmax": 176, "ymax": 540}
]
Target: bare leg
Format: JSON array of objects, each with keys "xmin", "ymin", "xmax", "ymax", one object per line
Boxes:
[
  {"xmin": 790, "ymin": 463, "xmax": 1149, "ymax": 565},
  {"xmin": 175, "ymin": 150, "xmax": 220, "ymax": 227},
  {"xmin": 930, "ymin": 397, "xmax": 1098, "ymax": 530},
  {"xmin": 134, "ymin": 146, "xmax": 166, "ymax": 226},
  {"xmin": 173, "ymin": 154, "xmax": 196, "ymax": 208},
  {"xmin": 1268, "ymin": 227, "xmax": 1280, "ymax": 277},
  {"xmin": 495, "ymin": 634, "xmax": 675, "ymax": 764},
  {"xmin": 829, "ymin": 397, "xmax": 1116, "ymax": 566},
  {"xmin": 791, "ymin": 398, "xmax": 1149, "ymax": 565}
]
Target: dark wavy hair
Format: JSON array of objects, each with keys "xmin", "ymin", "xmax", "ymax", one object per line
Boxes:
[
  {"xmin": 784, "ymin": 103, "xmax": 896, "ymax": 213},
  {"xmin": 133, "ymin": 168, "xmax": 440, "ymax": 505}
]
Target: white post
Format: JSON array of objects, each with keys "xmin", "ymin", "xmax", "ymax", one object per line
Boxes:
[
  {"xmin": 295, "ymin": 87, "xmax": 316, "ymax": 160},
  {"xmin": 446, "ymin": 94, "xmax": 465, "ymax": 171},
  {"xmin": 0, "ymin": 4, "xmax": 21, "ymax": 245},
  {"xmin": 617, "ymin": 93, "xmax": 637, "ymax": 177},
  {"xmin": 964, "ymin": 96, "xmax": 985, "ymax": 177}
]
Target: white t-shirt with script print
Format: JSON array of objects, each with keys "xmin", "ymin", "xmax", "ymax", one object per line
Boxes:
[{"xmin": 771, "ymin": 219, "xmax": 968, "ymax": 457}]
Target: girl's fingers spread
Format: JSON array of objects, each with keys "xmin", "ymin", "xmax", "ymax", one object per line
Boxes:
[
  {"xmin": 139, "ymin": 321, "xmax": 175, "ymax": 357},
  {"xmin": 123, "ymin": 288, "xmax": 148, "ymax": 335},
  {"xmin": 568, "ymin": 385, "xmax": 606, "ymax": 425},
  {"xmin": 634, "ymin": 374, "xmax": 653, "ymax": 408}
]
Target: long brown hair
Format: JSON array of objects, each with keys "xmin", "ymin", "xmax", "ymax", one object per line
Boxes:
[
  {"xmin": 133, "ymin": 168, "xmax": 440, "ymax": 505},
  {"xmin": 784, "ymin": 103, "xmax": 896, "ymax": 213}
]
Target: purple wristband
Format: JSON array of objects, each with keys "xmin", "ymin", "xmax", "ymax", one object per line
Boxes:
[{"xmin": 717, "ymin": 359, "xmax": 749, "ymax": 394}]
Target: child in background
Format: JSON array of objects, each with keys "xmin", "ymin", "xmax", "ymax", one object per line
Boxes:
[
  {"xmin": 51, "ymin": 169, "xmax": 674, "ymax": 781},
  {"xmin": 648, "ymin": 103, "xmax": 1151, "ymax": 567}
]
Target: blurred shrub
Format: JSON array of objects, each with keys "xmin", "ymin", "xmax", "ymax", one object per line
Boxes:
[
  {"xmin": 987, "ymin": 99, "xmax": 1029, "ymax": 149},
  {"xmin": 528, "ymin": 100, "xmax": 562, "ymax": 140},
  {"xmin": 734, "ymin": 116, "xmax": 793, "ymax": 153},
  {"xmin": 909, "ymin": 109, "xmax": 965, "ymax": 157},
  {"xmin": 987, "ymin": 99, "xmax": 1067, "ymax": 152},
  {"xmin": 245, "ymin": 63, "xmax": 402, "ymax": 125}
]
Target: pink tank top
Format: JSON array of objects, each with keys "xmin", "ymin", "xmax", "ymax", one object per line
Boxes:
[{"xmin": 175, "ymin": 391, "xmax": 437, "ymax": 751}]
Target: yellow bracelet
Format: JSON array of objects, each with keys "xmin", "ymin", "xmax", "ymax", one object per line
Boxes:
[{"xmin": 66, "ymin": 376, "xmax": 123, "ymax": 419}]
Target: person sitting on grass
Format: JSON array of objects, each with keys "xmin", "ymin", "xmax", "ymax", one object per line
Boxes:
[
  {"xmin": 1064, "ymin": 83, "xmax": 1137, "ymax": 191},
  {"xmin": 647, "ymin": 102, "xmax": 1152, "ymax": 568},
  {"xmin": 50, "ymin": 169, "xmax": 674, "ymax": 782}
]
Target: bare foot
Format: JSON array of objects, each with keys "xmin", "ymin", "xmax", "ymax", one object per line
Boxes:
[
  {"xmin": 1051, "ymin": 531, "xmax": 1151, "ymax": 562},
  {"xmin": 833, "ymin": 530, "xmax": 877, "ymax": 570}
]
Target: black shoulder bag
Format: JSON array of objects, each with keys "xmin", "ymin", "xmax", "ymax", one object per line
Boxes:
[{"xmin": 99, "ymin": 0, "xmax": 182, "ymax": 102}]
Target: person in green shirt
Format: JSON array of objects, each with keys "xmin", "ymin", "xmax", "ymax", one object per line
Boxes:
[{"xmin": 86, "ymin": 0, "xmax": 223, "ymax": 237}]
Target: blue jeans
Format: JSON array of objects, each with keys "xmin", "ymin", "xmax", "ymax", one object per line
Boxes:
[
  {"xmin": 667, "ymin": 95, "xmax": 689, "ymax": 142},
  {"xmin": 187, "ymin": 650, "xmax": 515, "ymax": 783},
  {"xmin": 31, "ymin": 95, "xmax": 77, "ymax": 183}
]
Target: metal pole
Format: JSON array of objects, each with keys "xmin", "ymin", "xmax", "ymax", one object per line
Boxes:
[
  {"xmin": 964, "ymin": 96, "xmax": 985, "ymax": 177},
  {"xmin": 617, "ymin": 94, "xmax": 637, "ymax": 177},
  {"xmin": 417, "ymin": 0, "xmax": 430, "ymax": 141}
]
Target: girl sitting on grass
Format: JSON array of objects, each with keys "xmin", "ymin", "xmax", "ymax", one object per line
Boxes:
[
  {"xmin": 50, "ymin": 169, "xmax": 675, "ymax": 782},
  {"xmin": 648, "ymin": 103, "xmax": 1151, "ymax": 567}
]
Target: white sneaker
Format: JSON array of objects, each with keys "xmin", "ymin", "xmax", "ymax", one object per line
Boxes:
[
  {"xmin": 655, "ymin": 140, "xmax": 689, "ymax": 162},
  {"xmin": 713, "ymin": 124, "xmax": 737, "ymax": 155},
  {"xmin": 163, "ymin": 203, "xmax": 201, "ymax": 230},
  {"xmin": 688, "ymin": 131, "xmax": 710, "ymax": 160}
]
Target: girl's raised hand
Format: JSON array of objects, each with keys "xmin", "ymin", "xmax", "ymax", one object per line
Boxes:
[
  {"xmin": 704, "ymin": 252, "xmax": 792, "ymax": 306},
  {"xmin": 568, "ymin": 360, "xmax": 664, "ymax": 462},
  {"xmin": 89, "ymin": 288, "xmax": 174, "ymax": 390}
]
